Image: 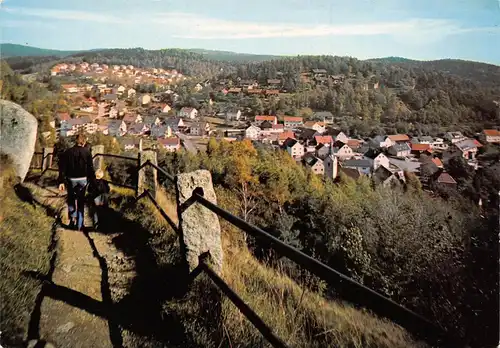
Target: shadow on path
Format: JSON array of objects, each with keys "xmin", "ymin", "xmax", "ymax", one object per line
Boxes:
[{"xmin": 23, "ymin": 184, "xmax": 206, "ymax": 347}]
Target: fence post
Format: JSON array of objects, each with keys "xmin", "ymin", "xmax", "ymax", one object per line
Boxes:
[
  {"xmin": 91, "ymin": 145, "xmax": 105, "ymax": 172},
  {"xmin": 137, "ymin": 150, "xmax": 158, "ymax": 198},
  {"xmin": 41, "ymin": 147, "xmax": 54, "ymax": 172},
  {"xmin": 175, "ymin": 169, "xmax": 223, "ymax": 275}
]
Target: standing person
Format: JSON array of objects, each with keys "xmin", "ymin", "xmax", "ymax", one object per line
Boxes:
[
  {"xmin": 88, "ymin": 169, "xmax": 110, "ymax": 231},
  {"xmin": 58, "ymin": 133, "xmax": 96, "ymax": 231}
]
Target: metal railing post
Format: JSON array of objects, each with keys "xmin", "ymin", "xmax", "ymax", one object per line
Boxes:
[{"xmin": 41, "ymin": 147, "xmax": 54, "ymax": 172}]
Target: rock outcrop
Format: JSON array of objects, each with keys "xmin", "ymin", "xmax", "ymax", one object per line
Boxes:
[{"xmin": 0, "ymin": 100, "xmax": 38, "ymax": 181}]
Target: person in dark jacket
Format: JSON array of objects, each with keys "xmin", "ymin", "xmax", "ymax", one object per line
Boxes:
[
  {"xmin": 58, "ymin": 133, "xmax": 96, "ymax": 231},
  {"xmin": 88, "ymin": 169, "xmax": 110, "ymax": 230}
]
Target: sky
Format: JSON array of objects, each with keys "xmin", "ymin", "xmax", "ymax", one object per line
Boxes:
[{"xmin": 1, "ymin": 0, "xmax": 499, "ymax": 64}]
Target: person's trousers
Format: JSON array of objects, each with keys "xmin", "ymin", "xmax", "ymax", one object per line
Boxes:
[
  {"xmin": 91, "ymin": 194, "xmax": 108, "ymax": 225},
  {"xmin": 67, "ymin": 177, "xmax": 87, "ymax": 229}
]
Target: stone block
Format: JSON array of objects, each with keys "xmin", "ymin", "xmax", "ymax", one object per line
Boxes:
[
  {"xmin": 176, "ymin": 169, "xmax": 223, "ymax": 274},
  {"xmin": 137, "ymin": 150, "xmax": 157, "ymax": 197}
]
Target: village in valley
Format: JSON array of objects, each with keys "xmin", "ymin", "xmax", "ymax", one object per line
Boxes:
[{"xmin": 48, "ymin": 61, "xmax": 500, "ymax": 192}]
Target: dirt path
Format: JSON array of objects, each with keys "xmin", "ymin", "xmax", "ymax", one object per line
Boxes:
[{"xmin": 25, "ymin": 184, "xmax": 136, "ymax": 348}]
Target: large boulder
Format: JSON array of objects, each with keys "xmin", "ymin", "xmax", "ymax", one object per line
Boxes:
[{"xmin": 0, "ymin": 100, "xmax": 38, "ymax": 182}]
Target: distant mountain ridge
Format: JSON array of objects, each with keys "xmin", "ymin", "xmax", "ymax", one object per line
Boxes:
[{"xmin": 0, "ymin": 43, "xmax": 82, "ymax": 57}]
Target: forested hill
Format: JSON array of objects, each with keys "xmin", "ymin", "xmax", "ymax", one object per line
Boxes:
[
  {"xmin": 187, "ymin": 49, "xmax": 280, "ymax": 62},
  {"xmin": 0, "ymin": 43, "xmax": 81, "ymax": 57},
  {"xmin": 368, "ymin": 57, "xmax": 500, "ymax": 87}
]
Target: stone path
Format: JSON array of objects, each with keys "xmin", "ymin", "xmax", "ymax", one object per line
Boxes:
[{"xmin": 26, "ymin": 184, "xmax": 136, "ymax": 348}]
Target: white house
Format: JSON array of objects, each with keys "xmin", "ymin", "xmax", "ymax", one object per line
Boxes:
[
  {"xmin": 369, "ymin": 135, "xmax": 391, "ymax": 149},
  {"xmin": 123, "ymin": 114, "xmax": 143, "ymax": 124},
  {"xmin": 303, "ymin": 155, "xmax": 324, "ymax": 175},
  {"xmin": 116, "ymin": 85, "xmax": 126, "ymax": 95},
  {"xmin": 138, "ymin": 94, "xmax": 151, "ymax": 105},
  {"xmin": 245, "ymin": 125, "xmax": 261, "ymax": 140},
  {"xmin": 194, "ymin": 83, "xmax": 203, "ymax": 92},
  {"xmin": 226, "ymin": 110, "xmax": 242, "ymax": 121},
  {"xmin": 431, "ymin": 138, "xmax": 448, "ymax": 151},
  {"xmin": 151, "ymin": 125, "xmax": 173, "ymax": 139},
  {"xmin": 332, "ymin": 142, "xmax": 354, "ymax": 160},
  {"xmin": 284, "ymin": 138, "xmax": 305, "ymax": 159},
  {"xmin": 127, "ymin": 88, "xmax": 137, "ymax": 98},
  {"xmin": 143, "ymin": 116, "xmax": 162, "ymax": 128},
  {"xmin": 444, "ymin": 131, "xmax": 467, "ymax": 144},
  {"xmin": 179, "ymin": 107, "xmax": 198, "ymax": 119},
  {"xmin": 283, "ymin": 116, "xmax": 304, "ymax": 129},
  {"xmin": 108, "ymin": 107, "xmax": 118, "ymax": 119},
  {"xmin": 388, "ymin": 143, "xmax": 411, "ymax": 157},
  {"xmin": 158, "ymin": 137, "xmax": 181, "ymax": 152},
  {"xmin": 161, "ymin": 104, "xmax": 172, "ymax": 114},
  {"xmin": 190, "ymin": 122, "xmax": 210, "ymax": 136},
  {"xmin": 332, "ymin": 131, "xmax": 349, "ymax": 144},
  {"xmin": 364, "ymin": 149, "xmax": 390, "ymax": 171},
  {"xmin": 127, "ymin": 123, "xmax": 150, "ymax": 136},
  {"xmin": 165, "ymin": 117, "xmax": 185, "ymax": 132},
  {"xmin": 303, "ymin": 121, "xmax": 326, "ymax": 134},
  {"xmin": 107, "ymin": 120, "xmax": 127, "ymax": 137},
  {"xmin": 60, "ymin": 117, "xmax": 97, "ymax": 137}
]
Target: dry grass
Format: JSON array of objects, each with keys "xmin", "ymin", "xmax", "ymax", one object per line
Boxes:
[
  {"xmin": 113, "ymin": 186, "xmax": 425, "ymax": 348},
  {"xmin": 221, "ymin": 227, "xmax": 423, "ymax": 348},
  {"xmin": 0, "ymin": 164, "xmax": 55, "ymax": 346}
]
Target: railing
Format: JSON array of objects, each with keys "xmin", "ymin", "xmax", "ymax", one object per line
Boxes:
[
  {"xmin": 30, "ymin": 151, "xmax": 460, "ymax": 348},
  {"xmin": 135, "ymin": 160, "xmax": 460, "ymax": 348}
]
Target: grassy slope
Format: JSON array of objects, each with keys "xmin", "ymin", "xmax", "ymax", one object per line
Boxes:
[
  {"xmin": 111, "ymin": 185, "xmax": 424, "ymax": 348},
  {"xmin": 0, "ymin": 173, "xmax": 54, "ymax": 346}
]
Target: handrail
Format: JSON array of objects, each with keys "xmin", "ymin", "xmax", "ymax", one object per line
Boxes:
[
  {"xmin": 199, "ymin": 258, "xmax": 289, "ymax": 348},
  {"xmin": 191, "ymin": 191, "xmax": 452, "ymax": 344},
  {"xmin": 144, "ymin": 160, "xmax": 175, "ymax": 183},
  {"xmin": 93, "ymin": 153, "xmax": 138, "ymax": 161},
  {"xmin": 137, "ymin": 161, "xmax": 457, "ymax": 347}
]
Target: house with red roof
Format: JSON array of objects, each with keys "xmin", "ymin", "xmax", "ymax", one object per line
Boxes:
[
  {"xmin": 411, "ymin": 143, "xmax": 433, "ymax": 155},
  {"xmin": 314, "ymin": 135, "xmax": 333, "ymax": 146},
  {"xmin": 278, "ymin": 131, "xmax": 296, "ymax": 145},
  {"xmin": 283, "ymin": 116, "xmax": 303, "ymax": 129},
  {"xmin": 61, "ymin": 84, "xmax": 78, "ymax": 93},
  {"xmin": 481, "ymin": 129, "xmax": 500, "ymax": 144},
  {"xmin": 255, "ymin": 115, "xmax": 277, "ymax": 125},
  {"xmin": 158, "ymin": 137, "xmax": 181, "ymax": 152}
]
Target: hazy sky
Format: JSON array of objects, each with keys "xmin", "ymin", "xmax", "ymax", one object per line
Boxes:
[{"xmin": 1, "ymin": 0, "xmax": 499, "ymax": 64}]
